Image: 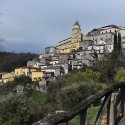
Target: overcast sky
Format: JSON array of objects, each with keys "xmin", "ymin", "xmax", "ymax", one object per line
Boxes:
[{"xmin": 0, "ymin": 0, "xmax": 125, "ymax": 53}]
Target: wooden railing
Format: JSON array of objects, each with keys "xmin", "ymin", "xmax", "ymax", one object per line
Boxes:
[{"xmin": 33, "ymin": 82, "xmax": 125, "ymax": 125}]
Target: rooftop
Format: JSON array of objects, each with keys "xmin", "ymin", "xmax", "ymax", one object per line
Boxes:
[{"xmin": 74, "ymin": 21, "xmax": 80, "ymax": 26}]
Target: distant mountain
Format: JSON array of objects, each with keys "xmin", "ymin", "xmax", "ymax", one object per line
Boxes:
[{"xmin": 0, "ymin": 51, "xmax": 38, "ymax": 72}]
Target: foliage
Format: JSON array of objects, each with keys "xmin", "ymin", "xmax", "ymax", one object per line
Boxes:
[
  {"xmin": 91, "ymin": 59, "xmax": 119, "ymax": 84},
  {"xmin": 32, "ymin": 91, "xmax": 46, "ymax": 106},
  {"xmin": 46, "ymin": 69, "xmax": 102, "ymax": 111},
  {"xmin": 114, "ymin": 32, "xmax": 118, "ymax": 52},
  {"xmin": 57, "ymin": 81, "xmax": 103, "ymax": 110},
  {"xmin": 46, "ymin": 81, "xmax": 59, "ymax": 104},
  {"xmin": 0, "ymin": 52, "xmax": 38, "ymax": 72},
  {"xmin": 0, "ymin": 94, "xmax": 44, "ymax": 125},
  {"xmin": 14, "ymin": 75, "xmax": 32, "ymax": 85},
  {"xmin": 112, "ymin": 32, "xmax": 118, "ymax": 59},
  {"xmin": 55, "ymin": 69, "xmax": 101, "ymax": 87},
  {"xmin": 5, "ymin": 75, "xmax": 35, "ymax": 96},
  {"xmin": 111, "ymin": 32, "xmax": 122, "ymax": 60},
  {"xmin": 118, "ymin": 32, "xmax": 122, "ymax": 58},
  {"xmin": 115, "ymin": 67, "xmax": 125, "ymax": 82}
]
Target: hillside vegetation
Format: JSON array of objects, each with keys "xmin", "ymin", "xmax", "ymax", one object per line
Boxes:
[{"xmin": 0, "ymin": 52, "xmax": 38, "ymax": 72}]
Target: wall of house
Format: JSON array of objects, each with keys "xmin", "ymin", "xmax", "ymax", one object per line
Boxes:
[
  {"xmin": 2, "ymin": 72, "xmax": 14, "ymax": 83},
  {"xmin": 79, "ymin": 40, "xmax": 93, "ymax": 50},
  {"xmin": 100, "ymin": 28, "xmax": 119, "ymax": 34},
  {"xmin": 15, "ymin": 67, "xmax": 38, "ymax": 77},
  {"xmin": 32, "ymin": 71, "xmax": 44, "ymax": 81},
  {"xmin": 88, "ymin": 33, "xmax": 113, "ymax": 44},
  {"xmin": 15, "ymin": 68, "xmax": 25, "ymax": 76},
  {"xmin": 41, "ymin": 68, "xmax": 60, "ymax": 77}
]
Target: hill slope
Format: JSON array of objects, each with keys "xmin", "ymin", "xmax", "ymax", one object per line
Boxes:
[{"xmin": 0, "ymin": 52, "xmax": 38, "ymax": 72}]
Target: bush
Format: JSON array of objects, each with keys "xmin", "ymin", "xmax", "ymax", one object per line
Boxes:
[
  {"xmin": 115, "ymin": 67, "xmax": 125, "ymax": 82},
  {"xmin": 57, "ymin": 81, "xmax": 103, "ymax": 110},
  {"xmin": 0, "ymin": 94, "xmax": 44, "ymax": 125}
]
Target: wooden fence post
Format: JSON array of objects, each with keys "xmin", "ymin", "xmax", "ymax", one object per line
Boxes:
[
  {"xmin": 80, "ymin": 108, "xmax": 87, "ymax": 125},
  {"xmin": 107, "ymin": 93, "xmax": 115, "ymax": 125},
  {"xmin": 94, "ymin": 95, "xmax": 110, "ymax": 125}
]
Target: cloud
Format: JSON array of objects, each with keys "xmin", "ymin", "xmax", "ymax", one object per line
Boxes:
[{"xmin": 0, "ymin": 0, "xmax": 125, "ymax": 53}]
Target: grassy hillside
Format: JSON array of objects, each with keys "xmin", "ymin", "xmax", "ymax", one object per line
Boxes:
[{"xmin": 0, "ymin": 51, "xmax": 38, "ymax": 72}]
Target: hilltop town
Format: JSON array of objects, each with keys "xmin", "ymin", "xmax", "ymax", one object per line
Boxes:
[{"xmin": 0, "ymin": 21, "xmax": 125, "ymax": 92}]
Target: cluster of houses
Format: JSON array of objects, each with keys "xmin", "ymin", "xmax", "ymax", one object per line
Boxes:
[{"xmin": 1, "ymin": 21, "xmax": 125, "ymax": 92}]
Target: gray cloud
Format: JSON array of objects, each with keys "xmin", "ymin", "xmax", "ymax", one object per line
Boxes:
[{"xmin": 0, "ymin": 0, "xmax": 125, "ymax": 53}]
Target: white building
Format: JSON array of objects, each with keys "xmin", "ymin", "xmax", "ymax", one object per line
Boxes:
[
  {"xmin": 41, "ymin": 66, "xmax": 61, "ymax": 77},
  {"xmin": 87, "ymin": 25, "xmax": 125, "ymax": 53}
]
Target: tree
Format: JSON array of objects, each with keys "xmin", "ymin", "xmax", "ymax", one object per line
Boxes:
[
  {"xmin": 112, "ymin": 32, "xmax": 118, "ymax": 59},
  {"xmin": 91, "ymin": 60, "xmax": 117, "ymax": 83},
  {"xmin": 72, "ymin": 69, "xmax": 101, "ymax": 83},
  {"xmin": 114, "ymin": 32, "xmax": 118, "ymax": 51},
  {"xmin": 5, "ymin": 75, "xmax": 35, "ymax": 96},
  {"xmin": 118, "ymin": 32, "xmax": 122, "ymax": 59},
  {"xmin": 114, "ymin": 67, "xmax": 125, "ymax": 82},
  {"xmin": 0, "ymin": 52, "xmax": 38, "ymax": 72},
  {"xmin": 0, "ymin": 95, "xmax": 43, "ymax": 125},
  {"xmin": 14, "ymin": 75, "xmax": 32, "ymax": 85},
  {"xmin": 57, "ymin": 81, "xmax": 103, "ymax": 110}
]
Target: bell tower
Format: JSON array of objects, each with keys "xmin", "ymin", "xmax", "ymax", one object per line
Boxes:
[{"xmin": 72, "ymin": 21, "xmax": 82, "ymax": 43}]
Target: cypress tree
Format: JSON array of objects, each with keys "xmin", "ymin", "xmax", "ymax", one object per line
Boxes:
[
  {"xmin": 118, "ymin": 32, "xmax": 122, "ymax": 57},
  {"xmin": 112, "ymin": 32, "xmax": 118, "ymax": 59},
  {"xmin": 114, "ymin": 32, "xmax": 117, "ymax": 51}
]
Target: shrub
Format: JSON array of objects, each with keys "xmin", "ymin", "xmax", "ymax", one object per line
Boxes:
[
  {"xmin": 57, "ymin": 81, "xmax": 103, "ymax": 110},
  {"xmin": 115, "ymin": 67, "xmax": 125, "ymax": 82}
]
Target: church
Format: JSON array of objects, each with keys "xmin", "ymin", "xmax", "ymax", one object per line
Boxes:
[{"xmin": 56, "ymin": 21, "xmax": 89, "ymax": 53}]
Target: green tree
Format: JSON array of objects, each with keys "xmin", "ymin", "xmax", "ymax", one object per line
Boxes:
[
  {"xmin": 14, "ymin": 75, "xmax": 32, "ymax": 85},
  {"xmin": 0, "ymin": 52, "xmax": 38, "ymax": 72},
  {"xmin": 114, "ymin": 32, "xmax": 118, "ymax": 51},
  {"xmin": 5, "ymin": 75, "xmax": 35, "ymax": 96},
  {"xmin": 115, "ymin": 67, "xmax": 125, "ymax": 82},
  {"xmin": 57, "ymin": 81, "xmax": 103, "ymax": 110},
  {"xmin": 112, "ymin": 32, "xmax": 118, "ymax": 59},
  {"xmin": 118, "ymin": 32, "xmax": 122, "ymax": 59},
  {"xmin": 0, "ymin": 95, "xmax": 43, "ymax": 125}
]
